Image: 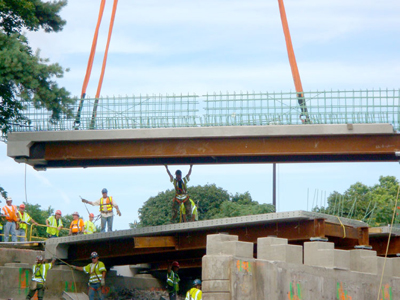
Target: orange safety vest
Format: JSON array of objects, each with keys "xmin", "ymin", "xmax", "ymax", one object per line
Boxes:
[
  {"xmin": 2, "ymin": 205, "xmax": 18, "ymax": 222},
  {"xmin": 100, "ymin": 196, "xmax": 113, "ymax": 212},
  {"xmin": 70, "ymin": 219, "xmax": 84, "ymax": 233}
]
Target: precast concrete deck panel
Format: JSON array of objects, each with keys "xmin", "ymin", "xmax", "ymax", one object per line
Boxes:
[
  {"xmin": 44, "ymin": 210, "xmax": 368, "ymax": 268},
  {"xmin": 7, "ymin": 124, "xmax": 400, "ymax": 169}
]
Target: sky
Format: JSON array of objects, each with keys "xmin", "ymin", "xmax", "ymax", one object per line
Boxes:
[{"xmin": 1, "ymin": 0, "xmax": 400, "ymax": 230}]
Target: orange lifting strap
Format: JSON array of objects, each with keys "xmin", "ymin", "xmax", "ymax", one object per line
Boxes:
[{"xmin": 80, "ymin": 0, "xmax": 119, "ymax": 100}]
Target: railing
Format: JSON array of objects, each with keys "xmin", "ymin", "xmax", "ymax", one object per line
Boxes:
[
  {"xmin": 3, "ymin": 89, "xmax": 400, "ymax": 139},
  {"xmin": 0, "ymin": 223, "xmax": 69, "ymax": 242}
]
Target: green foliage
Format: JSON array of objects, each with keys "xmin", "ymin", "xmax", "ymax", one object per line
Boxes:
[
  {"xmin": 134, "ymin": 184, "xmax": 275, "ymax": 227},
  {"xmin": 315, "ymin": 176, "xmax": 400, "ymax": 227},
  {"xmin": 0, "ymin": 185, "xmax": 7, "ymax": 200},
  {"xmin": 0, "ymin": 0, "xmax": 75, "ymax": 136}
]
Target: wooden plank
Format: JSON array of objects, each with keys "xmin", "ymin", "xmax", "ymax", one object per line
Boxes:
[{"xmin": 134, "ymin": 236, "xmax": 176, "ymax": 248}]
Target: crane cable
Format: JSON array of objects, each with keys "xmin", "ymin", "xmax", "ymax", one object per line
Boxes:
[{"xmin": 376, "ymin": 184, "xmax": 400, "ymax": 300}]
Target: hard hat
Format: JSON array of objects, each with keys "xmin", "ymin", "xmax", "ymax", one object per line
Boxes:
[
  {"xmin": 19, "ymin": 204, "xmax": 25, "ymax": 208},
  {"xmin": 171, "ymin": 261, "xmax": 180, "ymax": 268},
  {"xmin": 55, "ymin": 210, "xmax": 62, "ymax": 216},
  {"xmin": 89, "ymin": 213, "xmax": 95, "ymax": 218},
  {"xmin": 175, "ymin": 170, "xmax": 182, "ymax": 175},
  {"xmin": 90, "ymin": 251, "xmax": 99, "ymax": 258},
  {"xmin": 193, "ymin": 279, "xmax": 201, "ymax": 286},
  {"xmin": 101, "ymin": 188, "xmax": 108, "ymax": 193},
  {"xmin": 36, "ymin": 255, "xmax": 44, "ymax": 262},
  {"xmin": 6, "ymin": 197, "xmax": 12, "ymax": 202},
  {"xmin": 72, "ymin": 211, "xmax": 79, "ymax": 216}
]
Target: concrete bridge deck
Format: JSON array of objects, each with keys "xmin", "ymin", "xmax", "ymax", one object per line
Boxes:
[
  {"xmin": 44, "ymin": 210, "xmax": 368, "ymax": 269},
  {"xmin": 7, "ymin": 123, "xmax": 400, "ymax": 170}
]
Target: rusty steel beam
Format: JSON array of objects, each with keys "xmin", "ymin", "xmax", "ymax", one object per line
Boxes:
[
  {"xmin": 62, "ymin": 219, "xmax": 368, "ymax": 268},
  {"xmin": 7, "ymin": 124, "xmax": 400, "ymax": 169}
]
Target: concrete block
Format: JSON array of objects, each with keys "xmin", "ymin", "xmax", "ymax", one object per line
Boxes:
[
  {"xmin": 257, "ymin": 237, "xmax": 302, "ymax": 264},
  {"xmin": 202, "ymin": 292, "xmax": 231, "ymax": 300},
  {"xmin": 304, "ymin": 241, "xmax": 350, "ymax": 269},
  {"xmin": 349, "ymin": 249, "xmax": 377, "ymax": 274},
  {"xmin": 258, "ymin": 236, "xmax": 288, "ymax": 246},
  {"xmin": 202, "ymin": 255, "xmax": 233, "ymax": 280},
  {"xmin": 206, "ymin": 234, "xmax": 238, "ymax": 255},
  {"xmin": 4, "ymin": 263, "xmax": 30, "ymax": 268},
  {"xmin": 202, "ymin": 280, "xmax": 230, "ymax": 292},
  {"xmin": 304, "ymin": 241, "xmax": 334, "ymax": 266},
  {"xmin": 377, "ymin": 257, "xmax": 393, "ymax": 277},
  {"xmin": 207, "ymin": 240, "xmax": 254, "ymax": 258},
  {"xmin": 391, "ymin": 258, "xmax": 400, "ymax": 277}
]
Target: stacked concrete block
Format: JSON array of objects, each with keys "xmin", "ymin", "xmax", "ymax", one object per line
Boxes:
[
  {"xmin": 257, "ymin": 237, "xmax": 302, "ymax": 264},
  {"xmin": 203, "ymin": 234, "xmax": 256, "ymax": 300},
  {"xmin": 304, "ymin": 241, "xmax": 350, "ymax": 270},
  {"xmin": 377, "ymin": 257, "xmax": 394, "ymax": 277},
  {"xmin": 349, "ymin": 249, "xmax": 378, "ymax": 274}
]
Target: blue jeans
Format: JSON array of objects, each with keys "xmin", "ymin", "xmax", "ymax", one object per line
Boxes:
[
  {"xmin": 100, "ymin": 216, "xmax": 113, "ymax": 232},
  {"xmin": 88, "ymin": 282, "xmax": 104, "ymax": 300},
  {"xmin": 17, "ymin": 228, "xmax": 26, "ymax": 241},
  {"xmin": 4, "ymin": 221, "xmax": 17, "ymax": 242}
]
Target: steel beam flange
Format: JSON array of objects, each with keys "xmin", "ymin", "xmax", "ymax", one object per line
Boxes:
[
  {"xmin": 310, "ymin": 237, "xmax": 329, "ymax": 242},
  {"xmin": 354, "ymin": 245, "xmax": 373, "ymax": 250}
]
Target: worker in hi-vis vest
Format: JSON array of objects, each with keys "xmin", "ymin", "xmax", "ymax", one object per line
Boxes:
[
  {"xmin": 84, "ymin": 213, "xmax": 96, "ymax": 234},
  {"xmin": 81, "ymin": 188, "xmax": 121, "ymax": 232}
]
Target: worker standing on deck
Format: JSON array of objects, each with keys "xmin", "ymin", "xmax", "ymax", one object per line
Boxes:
[
  {"xmin": 81, "ymin": 188, "xmax": 121, "ymax": 232},
  {"xmin": 69, "ymin": 212, "xmax": 84, "ymax": 235},
  {"xmin": 185, "ymin": 279, "xmax": 202, "ymax": 300},
  {"xmin": 26, "ymin": 255, "xmax": 56, "ymax": 300},
  {"xmin": 167, "ymin": 261, "xmax": 180, "ymax": 300},
  {"xmin": 84, "ymin": 213, "xmax": 97, "ymax": 234},
  {"xmin": 46, "ymin": 210, "xmax": 63, "ymax": 238},
  {"xmin": 18, "ymin": 204, "xmax": 39, "ymax": 241},
  {"xmin": 2, "ymin": 197, "xmax": 19, "ymax": 242},
  {"xmin": 70, "ymin": 251, "xmax": 106, "ymax": 300},
  {"xmin": 165, "ymin": 165, "xmax": 194, "ymax": 222}
]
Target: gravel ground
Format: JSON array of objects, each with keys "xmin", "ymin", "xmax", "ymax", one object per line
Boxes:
[{"xmin": 106, "ymin": 288, "xmax": 183, "ymax": 300}]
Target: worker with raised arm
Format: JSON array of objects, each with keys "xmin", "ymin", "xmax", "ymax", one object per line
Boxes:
[
  {"xmin": 26, "ymin": 255, "xmax": 56, "ymax": 300},
  {"xmin": 167, "ymin": 261, "xmax": 180, "ymax": 300},
  {"xmin": 18, "ymin": 204, "xmax": 39, "ymax": 241},
  {"xmin": 46, "ymin": 210, "xmax": 63, "ymax": 238},
  {"xmin": 165, "ymin": 165, "xmax": 193, "ymax": 222},
  {"xmin": 70, "ymin": 251, "xmax": 106, "ymax": 300},
  {"xmin": 81, "ymin": 188, "xmax": 121, "ymax": 232}
]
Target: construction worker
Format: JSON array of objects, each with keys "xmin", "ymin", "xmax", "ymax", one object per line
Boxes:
[
  {"xmin": 18, "ymin": 204, "xmax": 39, "ymax": 242},
  {"xmin": 2, "ymin": 197, "xmax": 19, "ymax": 242},
  {"xmin": 167, "ymin": 261, "xmax": 180, "ymax": 300},
  {"xmin": 46, "ymin": 210, "xmax": 63, "ymax": 238},
  {"xmin": 81, "ymin": 188, "xmax": 121, "ymax": 232},
  {"xmin": 165, "ymin": 165, "xmax": 193, "ymax": 222},
  {"xmin": 69, "ymin": 211, "xmax": 84, "ymax": 235},
  {"xmin": 84, "ymin": 213, "xmax": 97, "ymax": 234},
  {"xmin": 0, "ymin": 221, "xmax": 2, "ymax": 242},
  {"xmin": 70, "ymin": 251, "xmax": 106, "ymax": 300},
  {"xmin": 26, "ymin": 255, "xmax": 56, "ymax": 300},
  {"xmin": 185, "ymin": 279, "xmax": 202, "ymax": 300},
  {"xmin": 180, "ymin": 198, "xmax": 198, "ymax": 221}
]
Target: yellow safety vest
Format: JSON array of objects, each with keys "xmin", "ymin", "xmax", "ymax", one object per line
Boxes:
[
  {"xmin": 185, "ymin": 287, "xmax": 202, "ymax": 300},
  {"xmin": 18, "ymin": 211, "xmax": 32, "ymax": 230},
  {"xmin": 83, "ymin": 261, "xmax": 106, "ymax": 283},
  {"xmin": 100, "ymin": 196, "xmax": 113, "ymax": 212},
  {"xmin": 84, "ymin": 220, "xmax": 96, "ymax": 234},
  {"xmin": 46, "ymin": 216, "xmax": 63, "ymax": 236},
  {"xmin": 32, "ymin": 263, "xmax": 53, "ymax": 283}
]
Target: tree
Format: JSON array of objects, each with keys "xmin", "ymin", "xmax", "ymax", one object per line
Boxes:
[
  {"xmin": 315, "ymin": 176, "xmax": 400, "ymax": 227},
  {"xmin": 0, "ymin": 0, "xmax": 74, "ymax": 136},
  {"xmin": 134, "ymin": 184, "xmax": 275, "ymax": 227}
]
